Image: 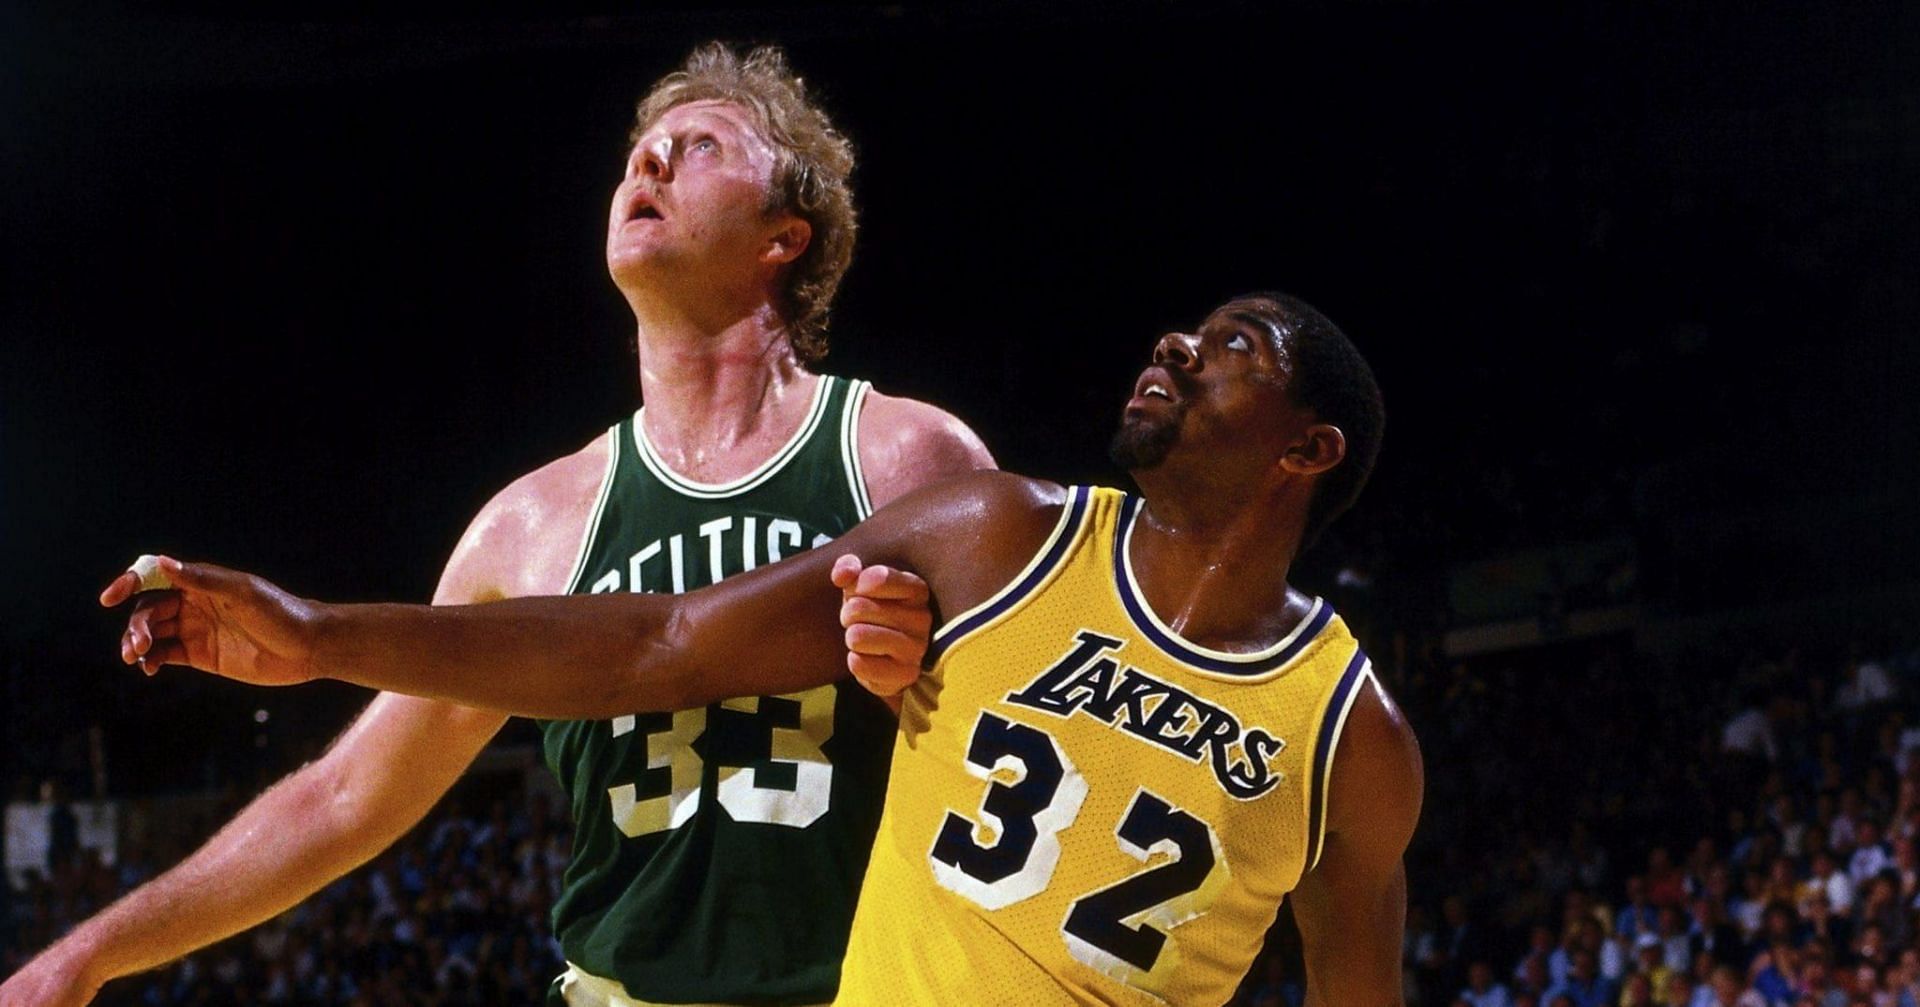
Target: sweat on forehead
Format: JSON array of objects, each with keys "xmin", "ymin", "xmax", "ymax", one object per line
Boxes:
[
  {"xmin": 1217, "ymin": 293, "xmax": 1298, "ymax": 342},
  {"xmin": 634, "ymin": 100, "xmax": 766, "ymax": 145}
]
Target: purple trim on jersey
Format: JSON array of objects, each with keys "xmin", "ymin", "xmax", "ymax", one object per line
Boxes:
[
  {"xmin": 1302, "ymin": 650, "xmax": 1370, "ymax": 873},
  {"xmin": 924, "ymin": 485, "xmax": 1092, "ymax": 667},
  {"xmin": 1111, "ymin": 494, "xmax": 1333, "ymax": 675}
]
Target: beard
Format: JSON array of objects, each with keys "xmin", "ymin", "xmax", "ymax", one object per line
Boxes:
[{"xmin": 1108, "ymin": 411, "xmax": 1181, "ymax": 471}]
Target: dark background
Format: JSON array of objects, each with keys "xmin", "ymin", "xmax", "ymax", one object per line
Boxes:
[{"xmin": 3, "ymin": 0, "xmax": 1916, "ymax": 815}]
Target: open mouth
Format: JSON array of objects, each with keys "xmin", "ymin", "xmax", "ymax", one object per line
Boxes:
[
  {"xmin": 1132, "ymin": 366, "xmax": 1182, "ymax": 406},
  {"xmin": 626, "ymin": 190, "xmax": 664, "ymax": 222}
]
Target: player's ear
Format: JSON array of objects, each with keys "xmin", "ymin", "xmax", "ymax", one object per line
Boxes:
[
  {"xmin": 1278, "ymin": 423, "xmax": 1346, "ymax": 478},
  {"xmin": 763, "ymin": 213, "xmax": 812, "ymax": 266}
]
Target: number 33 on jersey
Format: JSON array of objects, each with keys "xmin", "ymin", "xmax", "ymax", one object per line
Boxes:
[{"xmin": 837, "ymin": 487, "xmax": 1378, "ymax": 1006}]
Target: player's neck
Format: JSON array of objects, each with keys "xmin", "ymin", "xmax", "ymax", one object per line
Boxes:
[
  {"xmin": 631, "ymin": 298, "xmax": 816, "ymax": 473},
  {"xmin": 1125, "ymin": 482, "xmax": 1313, "ymax": 653}
]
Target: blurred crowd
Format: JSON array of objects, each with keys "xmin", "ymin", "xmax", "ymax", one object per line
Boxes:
[
  {"xmin": 1231, "ymin": 634, "xmax": 1920, "ymax": 1007},
  {"xmin": 3, "ymin": 797, "xmax": 570, "ymax": 1005}
]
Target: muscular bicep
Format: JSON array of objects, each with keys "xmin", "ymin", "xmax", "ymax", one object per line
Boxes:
[
  {"xmin": 640, "ymin": 471, "xmax": 1059, "ymax": 711},
  {"xmin": 1288, "ymin": 676, "xmax": 1423, "ymax": 1006}
]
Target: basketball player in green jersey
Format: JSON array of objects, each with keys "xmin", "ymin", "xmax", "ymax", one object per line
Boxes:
[{"xmin": 2, "ymin": 45, "xmax": 991, "ymax": 1007}]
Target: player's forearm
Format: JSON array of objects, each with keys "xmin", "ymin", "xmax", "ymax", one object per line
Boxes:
[{"xmin": 307, "ymin": 593, "xmax": 696, "ymax": 717}]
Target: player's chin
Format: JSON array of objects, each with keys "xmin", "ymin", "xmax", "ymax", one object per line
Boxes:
[
  {"xmin": 605, "ymin": 241, "xmax": 662, "ymax": 277},
  {"xmin": 1107, "ymin": 414, "xmax": 1178, "ymax": 472}
]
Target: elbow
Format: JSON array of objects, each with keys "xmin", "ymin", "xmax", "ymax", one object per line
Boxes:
[{"xmin": 295, "ymin": 754, "xmax": 388, "ymax": 852}]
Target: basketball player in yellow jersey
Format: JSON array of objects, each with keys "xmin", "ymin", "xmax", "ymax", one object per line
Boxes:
[{"xmin": 106, "ymin": 291, "xmax": 1424, "ymax": 1003}]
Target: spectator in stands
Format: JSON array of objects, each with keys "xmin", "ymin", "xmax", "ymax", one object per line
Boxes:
[
  {"xmin": 1658, "ymin": 970, "xmax": 1695, "ymax": 1007},
  {"xmin": 1748, "ymin": 945, "xmax": 1798, "ymax": 1004},
  {"xmin": 1703, "ymin": 962, "xmax": 1759, "ymax": 1007},
  {"xmin": 1691, "ymin": 896, "xmax": 1745, "ymax": 968},
  {"xmin": 1619, "ymin": 971, "xmax": 1656, "ymax": 1006},
  {"xmin": 1769, "ymin": 795, "xmax": 1809, "ymax": 859},
  {"xmin": 1632, "ymin": 932, "xmax": 1676, "ymax": 996},
  {"xmin": 1723, "ymin": 694, "xmax": 1780, "ymax": 764},
  {"xmin": 1805, "ymin": 849, "xmax": 1857, "ymax": 916},
  {"xmin": 1622, "ymin": 876, "xmax": 1662, "ymax": 941},
  {"xmin": 1649, "ymin": 848, "xmax": 1690, "ymax": 909},
  {"xmin": 1438, "ymin": 894, "xmax": 1489, "ymax": 994},
  {"xmin": 1730, "ymin": 869, "xmax": 1768, "ymax": 936},
  {"xmin": 1764, "ymin": 856, "xmax": 1802, "ymax": 909},
  {"xmin": 1659, "ymin": 906, "xmax": 1694, "ymax": 973},
  {"xmin": 1832, "ymin": 789, "xmax": 1869, "ymax": 852},
  {"xmin": 1837, "ymin": 651, "xmax": 1898, "ymax": 714},
  {"xmin": 1541, "ymin": 949, "xmax": 1613, "ymax": 1007},
  {"xmin": 1460, "ymin": 960, "xmax": 1515, "ymax": 1007},
  {"xmin": 1516, "ymin": 952, "xmax": 1554, "ymax": 1002},
  {"xmin": 1851, "ymin": 819, "xmax": 1894, "ymax": 886}
]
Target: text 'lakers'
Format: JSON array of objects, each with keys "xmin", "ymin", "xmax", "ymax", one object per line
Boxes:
[{"xmin": 1005, "ymin": 630, "xmax": 1284, "ymax": 799}]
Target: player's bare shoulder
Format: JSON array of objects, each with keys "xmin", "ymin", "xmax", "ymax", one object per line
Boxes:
[
  {"xmin": 855, "ymin": 388, "xmax": 997, "ymax": 507},
  {"xmin": 440, "ymin": 432, "xmax": 614, "ymax": 604},
  {"xmin": 868, "ymin": 469, "xmax": 1071, "ymax": 620},
  {"xmin": 1326, "ymin": 673, "xmax": 1424, "ymax": 850}
]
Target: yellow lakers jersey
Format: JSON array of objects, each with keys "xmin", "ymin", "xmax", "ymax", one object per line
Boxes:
[{"xmin": 836, "ymin": 486, "xmax": 1376, "ymax": 1006}]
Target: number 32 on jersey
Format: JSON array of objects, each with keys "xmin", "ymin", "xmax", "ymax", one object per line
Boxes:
[{"xmin": 929, "ymin": 711, "xmax": 1231, "ymax": 994}]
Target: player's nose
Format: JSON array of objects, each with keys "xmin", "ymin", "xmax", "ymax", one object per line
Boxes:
[
  {"xmin": 640, "ymin": 135, "xmax": 674, "ymax": 181},
  {"xmin": 1152, "ymin": 330, "xmax": 1201, "ymax": 372}
]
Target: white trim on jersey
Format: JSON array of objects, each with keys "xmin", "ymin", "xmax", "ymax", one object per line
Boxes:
[
  {"xmin": 1117, "ymin": 505, "xmax": 1330, "ymax": 680},
  {"xmin": 629, "ymin": 374, "xmax": 833, "ymax": 499},
  {"xmin": 839, "ymin": 379, "xmax": 874, "ymax": 519},
  {"xmin": 926, "ymin": 485, "xmax": 1093, "ymax": 657},
  {"xmin": 1306, "ymin": 658, "xmax": 1375, "ymax": 875},
  {"xmin": 562, "ymin": 427, "xmax": 623, "ymax": 595}
]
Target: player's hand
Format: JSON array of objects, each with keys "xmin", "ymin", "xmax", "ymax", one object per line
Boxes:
[
  {"xmin": 831, "ymin": 554, "xmax": 933, "ymax": 700},
  {"xmin": 0, "ymin": 948, "xmax": 102, "ymax": 1006},
  {"xmin": 99, "ymin": 556, "xmax": 321, "ymax": 687}
]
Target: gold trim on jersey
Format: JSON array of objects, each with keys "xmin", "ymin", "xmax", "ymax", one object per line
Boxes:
[{"xmin": 630, "ymin": 373, "xmax": 834, "ymax": 499}]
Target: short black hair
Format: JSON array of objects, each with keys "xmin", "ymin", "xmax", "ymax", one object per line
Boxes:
[{"xmin": 1240, "ymin": 292, "xmax": 1384, "ymax": 550}]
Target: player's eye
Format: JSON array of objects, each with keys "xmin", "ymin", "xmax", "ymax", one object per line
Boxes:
[
  {"xmin": 690, "ymin": 136, "xmax": 719, "ymax": 155},
  {"xmin": 1225, "ymin": 332, "xmax": 1252, "ymax": 353}
]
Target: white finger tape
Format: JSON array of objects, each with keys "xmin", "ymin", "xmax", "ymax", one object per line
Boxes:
[{"xmin": 129, "ymin": 554, "xmax": 175, "ymax": 593}]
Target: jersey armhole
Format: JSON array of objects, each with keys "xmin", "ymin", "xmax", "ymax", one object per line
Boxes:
[
  {"xmin": 560, "ymin": 425, "xmax": 622, "ymax": 595},
  {"xmin": 922, "ymin": 485, "xmax": 1094, "ymax": 668},
  {"xmin": 839, "ymin": 378, "xmax": 875, "ymax": 519},
  {"xmin": 1302, "ymin": 652, "xmax": 1375, "ymax": 875}
]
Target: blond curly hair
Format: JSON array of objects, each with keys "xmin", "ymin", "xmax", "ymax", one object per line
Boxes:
[{"xmin": 633, "ymin": 43, "xmax": 856, "ymax": 365}]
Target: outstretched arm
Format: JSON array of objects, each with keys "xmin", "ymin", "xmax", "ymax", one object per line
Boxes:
[
  {"xmin": 104, "ymin": 472, "xmax": 1063, "ymax": 720},
  {"xmin": 2, "ymin": 460, "xmax": 555, "ymax": 1007},
  {"xmin": 1288, "ymin": 674, "xmax": 1424, "ymax": 1006}
]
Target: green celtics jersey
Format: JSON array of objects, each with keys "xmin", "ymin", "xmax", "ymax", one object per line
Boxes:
[{"xmin": 542, "ymin": 375, "xmax": 896, "ymax": 1005}]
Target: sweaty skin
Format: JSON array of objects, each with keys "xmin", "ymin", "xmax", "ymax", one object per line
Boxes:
[{"xmin": 102, "ymin": 298, "xmax": 1423, "ymax": 1002}]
